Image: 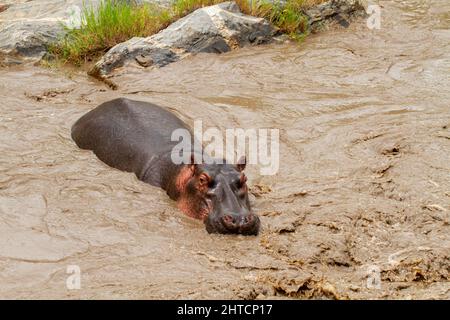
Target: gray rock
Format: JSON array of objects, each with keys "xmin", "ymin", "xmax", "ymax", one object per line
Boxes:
[
  {"xmin": 0, "ymin": 21, "xmax": 64, "ymax": 57},
  {"xmin": 88, "ymin": 37, "xmax": 179, "ymax": 77},
  {"xmin": 90, "ymin": 1, "xmax": 275, "ymax": 78},
  {"xmin": 304, "ymin": 0, "xmax": 365, "ymax": 31},
  {"xmin": 135, "ymin": 54, "xmax": 154, "ymax": 67},
  {"xmin": 243, "ymin": 0, "xmax": 364, "ymax": 31},
  {"xmin": 0, "ymin": 0, "xmax": 171, "ymax": 59},
  {"xmin": 0, "ymin": 0, "xmax": 363, "ymax": 66},
  {"xmin": 0, "ymin": 0, "xmax": 102, "ymax": 58},
  {"xmin": 156, "ymin": 2, "xmax": 274, "ymax": 50}
]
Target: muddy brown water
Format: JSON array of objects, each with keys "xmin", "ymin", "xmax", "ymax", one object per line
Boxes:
[{"xmin": 0, "ymin": 0, "xmax": 449, "ymax": 299}]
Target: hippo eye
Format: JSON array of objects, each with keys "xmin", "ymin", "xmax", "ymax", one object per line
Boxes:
[{"xmin": 198, "ymin": 174, "xmax": 210, "ymax": 186}]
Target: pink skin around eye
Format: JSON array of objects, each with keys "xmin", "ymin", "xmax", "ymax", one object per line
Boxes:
[{"xmin": 175, "ymin": 167, "xmax": 212, "ymax": 220}]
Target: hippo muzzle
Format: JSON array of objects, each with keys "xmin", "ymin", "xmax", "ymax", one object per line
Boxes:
[{"xmin": 205, "ymin": 211, "xmax": 261, "ymax": 235}]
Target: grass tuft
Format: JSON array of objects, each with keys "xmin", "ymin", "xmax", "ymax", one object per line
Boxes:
[
  {"xmin": 236, "ymin": 0, "xmax": 311, "ymax": 35},
  {"xmin": 49, "ymin": 0, "xmax": 327, "ymax": 65},
  {"xmin": 171, "ymin": 0, "xmax": 224, "ymax": 17},
  {"xmin": 50, "ymin": 0, "xmax": 173, "ymax": 64}
]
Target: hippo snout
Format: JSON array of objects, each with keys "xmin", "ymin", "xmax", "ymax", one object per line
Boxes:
[
  {"xmin": 222, "ymin": 213, "xmax": 260, "ymax": 233},
  {"xmin": 206, "ymin": 212, "xmax": 260, "ymax": 235}
]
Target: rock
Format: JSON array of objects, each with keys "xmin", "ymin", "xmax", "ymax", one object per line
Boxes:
[
  {"xmin": 0, "ymin": 0, "xmax": 98, "ymax": 59},
  {"xmin": 304, "ymin": 0, "xmax": 365, "ymax": 31},
  {"xmin": 0, "ymin": 21, "xmax": 64, "ymax": 58},
  {"xmin": 89, "ymin": 36, "xmax": 179, "ymax": 77},
  {"xmin": 0, "ymin": 0, "xmax": 171, "ymax": 60},
  {"xmin": 241, "ymin": 0, "xmax": 364, "ymax": 31},
  {"xmin": 90, "ymin": 1, "xmax": 275, "ymax": 78},
  {"xmin": 135, "ymin": 54, "xmax": 154, "ymax": 67},
  {"xmin": 150, "ymin": 2, "xmax": 273, "ymax": 50},
  {"xmin": 0, "ymin": 0, "xmax": 363, "ymax": 66}
]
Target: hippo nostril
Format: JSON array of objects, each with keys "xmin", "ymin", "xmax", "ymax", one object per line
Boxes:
[
  {"xmin": 239, "ymin": 214, "xmax": 260, "ymax": 234},
  {"xmin": 222, "ymin": 215, "xmax": 237, "ymax": 229},
  {"xmin": 220, "ymin": 214, "xmax": 260, "ymax": 234},
  {"xmin": 244, "ymin": 215, "xmax": 254, "ymax": 224}
]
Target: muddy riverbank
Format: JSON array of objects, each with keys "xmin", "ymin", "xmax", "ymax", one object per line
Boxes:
[{"xmin": 0, "ymin": 0, "xmax": 449, "ymax": 299}]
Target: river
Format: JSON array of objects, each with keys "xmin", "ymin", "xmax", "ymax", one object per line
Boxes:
[{"xmin": 0, "ymin": 0, "xmax": 449, "ymax": 298}]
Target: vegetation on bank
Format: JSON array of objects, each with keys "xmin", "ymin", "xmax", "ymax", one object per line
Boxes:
[{"xmin": 49, "ymin": 0, "xmax": 326, "ymax": 65}]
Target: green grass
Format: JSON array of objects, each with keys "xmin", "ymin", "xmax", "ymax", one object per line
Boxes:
[
  {"xmin": 236, "ymin": 0, "xmax": 310, "ymax": 35},
  {"xmin": 50, "ymin": 0, "xmax": 173, "ymax": 64},
  {"xmin": 49, "ymin": 0, "xmax": 325, "ymax": 65},
  {"xmin": 172, "ymin": 0, "xmax": 225, "ymax": 17}
]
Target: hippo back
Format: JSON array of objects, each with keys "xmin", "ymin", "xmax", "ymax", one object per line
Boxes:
[{"xmin": 71, "ymin": 98, "xmax": 190, "ymax": 180}]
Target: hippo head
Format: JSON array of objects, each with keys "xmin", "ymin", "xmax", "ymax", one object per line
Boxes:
[{"xmin": 175, "ymin": 156, "xmax": 260, "ymax": 235}]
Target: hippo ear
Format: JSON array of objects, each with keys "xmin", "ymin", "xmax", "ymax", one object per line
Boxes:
[
  {"xmin": 236, "ymin": 155, "xmax": 246, "ymax": 172},
  {"xmin": 189, "ymin": 153, "xmax": 200, "ymax": 174}
]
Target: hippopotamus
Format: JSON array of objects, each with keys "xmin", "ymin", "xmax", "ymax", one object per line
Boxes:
[{"xmin": 71, "ymin": 98, "xmax": 260, "ymax": 235}]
